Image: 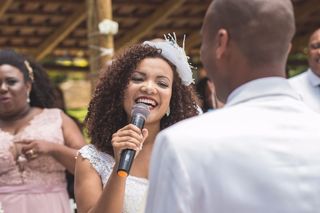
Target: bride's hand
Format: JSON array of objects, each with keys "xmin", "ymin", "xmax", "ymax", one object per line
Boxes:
[{"xmin": 111, "ymin": 124, "xmax": 148, "ymax": 165}]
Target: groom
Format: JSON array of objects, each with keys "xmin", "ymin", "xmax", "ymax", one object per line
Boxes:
[{"xmin": 145, "ymin": 0, "xmax": 320, "ymax": 212}]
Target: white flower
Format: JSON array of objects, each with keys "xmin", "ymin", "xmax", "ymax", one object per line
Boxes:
[{"xmin": 99, "ymin": 19, "xmax": 119, "ymax": 35}]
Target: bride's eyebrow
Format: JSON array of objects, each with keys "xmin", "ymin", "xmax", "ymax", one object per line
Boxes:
[
  {"xmin": 132, "ymin": 70, "xmax": 146, "ymax": 76},
  {"xmin": 156, "ymin": 75, "xmax": 170, "ymax": 82}
]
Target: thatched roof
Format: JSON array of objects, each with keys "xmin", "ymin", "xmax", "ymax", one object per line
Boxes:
[{"xmin": 0, "ymin": 0, "xmax": 319, "ymax": 70}]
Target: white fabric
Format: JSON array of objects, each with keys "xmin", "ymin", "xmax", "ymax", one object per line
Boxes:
[
  {"xmin": 146, "ymin": 77, "xmax": 320, "ymax": 213},
  {"xmin": 78, "ymin": 144, "xmax": 148, "ymax": 213},
  {"xmin": 143, "ymin": 34, "xmax": 194, "ymax": 86},
  {"xmin": 289, "ymin": 69, "xmax": 320, "ymax": 113}
]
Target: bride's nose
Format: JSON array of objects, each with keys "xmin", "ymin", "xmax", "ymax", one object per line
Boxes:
[{"xmin": 141, "ymin": 81, "xmax": 156, "ymax": 95}]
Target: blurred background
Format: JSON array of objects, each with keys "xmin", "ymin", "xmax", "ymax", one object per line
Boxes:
[{"xmin": 0, "ymin": 0, "xmax": 319, "ymax": 121}]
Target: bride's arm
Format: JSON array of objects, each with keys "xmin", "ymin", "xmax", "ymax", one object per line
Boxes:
[
  {"xmin": 75, "ymin": 124, "xmax": 148, "ymax": 213},
  {"xmin": 75, "ymin": 155, "xmax": 126, "ymax": 213}
]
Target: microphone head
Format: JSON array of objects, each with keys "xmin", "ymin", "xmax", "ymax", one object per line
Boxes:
[{"xmin": 131, "ymin": 103, "xmax": 150, "ymax": 119}]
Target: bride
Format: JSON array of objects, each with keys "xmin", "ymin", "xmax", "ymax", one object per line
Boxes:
[{"xmin": 74, "ymin": 35, "xmax": 199, "ymax": 213}]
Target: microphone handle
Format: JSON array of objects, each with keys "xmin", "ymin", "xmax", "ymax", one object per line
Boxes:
[
  {"xmin": 117, "ymin": 114, "xmax": 145, "ymax": 177},
  {"xmin": 117, "ymin": 149, "xmax": 136, "ymax": 177},
  {"xmin": 131, "ymin": 114, "xmax": 145, "ymax": 129}
]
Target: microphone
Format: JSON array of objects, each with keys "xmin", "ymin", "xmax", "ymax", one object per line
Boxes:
[{"xmin": 117, "ymin": 103, "xmax": 150, "ymax": 177}]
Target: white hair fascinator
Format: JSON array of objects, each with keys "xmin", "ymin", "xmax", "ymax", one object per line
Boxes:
[{"xmin": 143, "ymin": 33, "xmax": 194, "ymax": 86}]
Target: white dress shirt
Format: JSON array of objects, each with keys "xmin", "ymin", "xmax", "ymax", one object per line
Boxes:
[
  {"xmin": 289, "ymin": 69, "xmax": 320, "ymax": 113},
  {"xmin": 145, "ymin": 77, "xmax": 320, "ymax": 213}
]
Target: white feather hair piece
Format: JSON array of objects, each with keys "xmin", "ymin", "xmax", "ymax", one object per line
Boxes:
[{"xmin": 143, "ymin": 33, "xmax": 194, "ymax": 86}]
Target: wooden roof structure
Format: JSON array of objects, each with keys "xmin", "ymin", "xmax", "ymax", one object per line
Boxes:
[{"xmin": 0, "ymin": 0, "xmax": 320, "ymax": 71}]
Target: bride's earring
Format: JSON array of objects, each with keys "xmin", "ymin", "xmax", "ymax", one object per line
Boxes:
[
  {"xmin": 166, "ymin": 106, "xmax": 170, "ymax": 117},
  {"xmin": 27, "ymin": 92, "xmax": 30, "ymax": 103}
]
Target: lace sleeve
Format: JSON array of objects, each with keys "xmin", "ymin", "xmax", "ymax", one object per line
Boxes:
[{"xmin": 78, "ymin": 144, "xmax": 115, "ymax": 186}]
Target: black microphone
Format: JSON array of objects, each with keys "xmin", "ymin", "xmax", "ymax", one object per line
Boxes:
[{"xmin": 117, "ymin": 103, "xmax": 150, "ymax": 177}]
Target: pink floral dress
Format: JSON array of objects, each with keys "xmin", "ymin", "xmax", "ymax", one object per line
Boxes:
[{"xmin": 0, "ymin": 109, "xmax": 70, "ymax": 213}]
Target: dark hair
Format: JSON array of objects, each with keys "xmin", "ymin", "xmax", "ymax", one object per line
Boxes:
[
  {"xmin": 85, "ymin": 44, "xmax": 199, "ymax": 155},
  {"xmin": 0, "ymin": 49, "xmax": 55, "ymax": 108},
  {"xmin": 196, "ymin": 77, "xmax": 212, "ymax": 112},
  {"xmin": 208, "ymin": 0, "xmax": 295, "ymax": 66}
]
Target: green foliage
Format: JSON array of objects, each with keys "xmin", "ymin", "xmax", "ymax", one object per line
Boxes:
[
  {"xmin": 287, "ymin": 52, "xmax": 308, "ymax": 78},
  {"xmin": 67, "ymin": 108, "xmax": 90, "ymax": 143},
  {"xmin": 287, "ymin": 65, "xmax": 308, "ymax": 78},
  {"xmin": 67, "ymin": 108, "xmax": 88, "ymax": 122}
]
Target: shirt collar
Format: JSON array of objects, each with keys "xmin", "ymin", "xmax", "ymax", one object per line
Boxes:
[
  {"xmin": 225, "ymin": 77, "xmax": 300, "ymax": 107},
  {"xmin": 307, "ymin": 68, "xmax": 320, "ymax": 87}
]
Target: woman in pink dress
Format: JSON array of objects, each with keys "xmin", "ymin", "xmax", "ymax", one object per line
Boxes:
[{"xmin": 0, "ymin": 50, "xmax": 86, "ymax": 213}]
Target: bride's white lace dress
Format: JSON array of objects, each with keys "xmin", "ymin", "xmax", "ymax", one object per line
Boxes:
[{"xmin": 78, "ymin": 144, "xmax": 148, "ymax": 213}]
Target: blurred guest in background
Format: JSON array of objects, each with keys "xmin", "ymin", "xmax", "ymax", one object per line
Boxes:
[
  {"xmin": 0, "ymin": 49, "xmax": 86, "ymax": 213},
  {"xmin": 289, "ymin": 28, "xmax": 320, "ymax": 113},
  {"xmin": 196, "ymin": 76, "xmax": 223, "ymax": 112},
  {"xmin": 53, "ymin": 85, "xmax": 85, "ymax": 203}
]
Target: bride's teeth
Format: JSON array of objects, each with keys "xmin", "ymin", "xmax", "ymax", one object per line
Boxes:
[{"xmin": 136, "ymin": 98, "xmax": 156, "ymax": 107}]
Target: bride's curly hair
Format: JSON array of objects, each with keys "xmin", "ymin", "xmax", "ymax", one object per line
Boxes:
[{"xmin": 85, "ymin": 44, "xmax": 199, "ymax": 156}]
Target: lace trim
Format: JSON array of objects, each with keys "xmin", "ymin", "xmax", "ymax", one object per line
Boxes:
[
  {"xmin": 78, "ymin": 144, "xmax": 149, "ymax": 213},
  {"xmin": 78, "ymin": 144, "xmax": 114, "ymax": 185}
]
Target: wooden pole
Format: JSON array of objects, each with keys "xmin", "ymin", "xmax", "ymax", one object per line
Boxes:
[
  {"xmin": 97, "ymin": 0, "xmax": 114, "ymax": 67},
  {"xmin": 87, "ymin": 0, "xmax": 114, "ymax": 92},
  {"xmin": 87, "ymin": 0, "xmax": 98, "ymax": 93},
  {"xmin": 0, "ymin": 0, "xmax": 13, "ymax": 18}
]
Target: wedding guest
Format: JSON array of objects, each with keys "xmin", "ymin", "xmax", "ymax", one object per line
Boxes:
[
  {"xmin": 196, "ymin": 76, "xmax": 223, "ymax": 112},
  {"xmin": 289, "ymin": 28, "xmax": 320, "ymax": 113},
  {"xmin": 0, "ymin": 49, "xmax": 86, "ymax": 213}
]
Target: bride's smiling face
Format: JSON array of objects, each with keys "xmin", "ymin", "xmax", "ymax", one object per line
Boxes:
[{"xmin": 123, "ymin": 57, "xmax": 173, "ymax": 124}]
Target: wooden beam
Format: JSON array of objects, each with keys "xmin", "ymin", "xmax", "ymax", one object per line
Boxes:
[
  {"xmin": 34, "ymin": 5, "xmax": 87, "ymax": 60},
  {"xmin": 185, "ymin": 32, "xmax": 200, "ymax": 54},
  {"xmin": 0, "ymin": 0, "xmax": 13, "ymax": 18},
  {"xmin": 116, "ymin": 0, "xmax": 185, "ymax": 50},
  {"xmin": 294, "ymin": 0, "xmax": 320, "ymax": 25},
  {"xmin": 113, "ymin": 1, "xmax": 208, "ymax": 8},
  {"xmin": 291, "ymin": 0, "xmax": 320, "ymax": 53},
  {"xmin": 97, "ymin": 0, "xmax": 114, "ymax": 66},
  {"xmin": 86, "ymin": 0, "xmax": 114, "ymax": 92}
]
